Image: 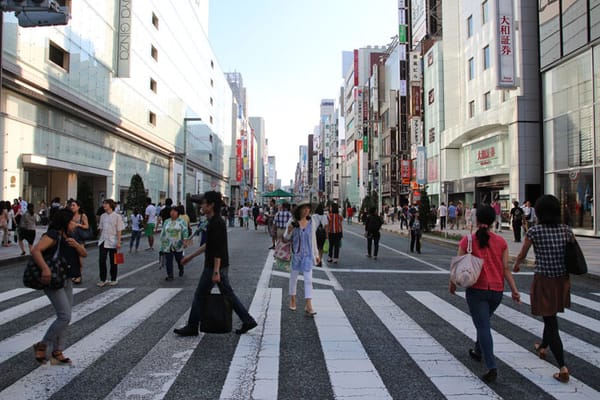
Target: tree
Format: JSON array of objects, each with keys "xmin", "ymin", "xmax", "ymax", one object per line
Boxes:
[
  {"xmin": 126, "ymin": 173, "xmax": 146, "ymax": 213},
  {"xmin": 77, "ymin": 180, "xmax": 97, "ymax": 235}
]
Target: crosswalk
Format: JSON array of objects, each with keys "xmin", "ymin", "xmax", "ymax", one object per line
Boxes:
[{"xmin": 0, "ymin": 285, "xmax": 599, "ymax": 399}]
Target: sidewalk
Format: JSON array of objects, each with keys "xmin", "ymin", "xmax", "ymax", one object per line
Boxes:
[{"xmin": 380, "ymin": 222, "xmax": 600, "ymax": 279}]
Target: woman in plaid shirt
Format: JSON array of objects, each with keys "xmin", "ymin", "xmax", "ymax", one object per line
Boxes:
[{"xmin": 513, "ymin": 195, "xmax": 571, "ymax": 383}]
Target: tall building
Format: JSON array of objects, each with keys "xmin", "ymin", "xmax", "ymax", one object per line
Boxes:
[
  {"xmin": 538, "ymin": 0, "xmax": 599, "ymax": 235},
  {"xmin": 249, "ymin": 116, "xmax": 266, "ymax": 195},
  {"xmin": 1, "ymin": 1, "xmax": 233, "ymax": 208}
]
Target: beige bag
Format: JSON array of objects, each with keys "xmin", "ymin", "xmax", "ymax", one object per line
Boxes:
[{"xmin": 450, "ymin": 235, "xmax": 483, "ymax": 287}]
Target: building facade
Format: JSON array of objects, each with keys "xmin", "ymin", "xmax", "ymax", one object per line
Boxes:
[{"xmin": 1, "ymin": 0, "xmax": 233, "ymax": 209}]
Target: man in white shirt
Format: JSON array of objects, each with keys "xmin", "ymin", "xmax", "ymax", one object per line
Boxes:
[
  {"xmin": 97, "ymin": 199, "xmax": 125, "ymax": 286},
  {"xmin": 438, "ymin": 202, "xmax": 448, "ymax": 230},
  {"xmin": 144, "ymin": 197, "xmax": 157, "ymax": 250}
]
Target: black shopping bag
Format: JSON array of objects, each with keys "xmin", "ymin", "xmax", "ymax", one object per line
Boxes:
[{"xmin": 200, "ymin": 293, "xmax": 233, "ymax": 334}]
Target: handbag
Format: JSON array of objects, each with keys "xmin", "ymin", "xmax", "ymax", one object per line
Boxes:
[
  {"xmin": 75, "ymin": 227, "xmax": 94, "ymax": 241},
  {"xmin": 200, "ymin": 291, "xmax": 233, "ymax": 334},
  {"xmin": 565, "ymin": 232, "xmax": 587, "ymax": 275},
  {"xmin": 450, "ymin": 235, "xmax": 484, "ymax": 287},
  {"xmin": 273, "ymin": 240, "xmax": 291, "ymax": 262},
  {"xmin": 114, "ymin": 252, "xmax": 125, "ymax": 264},
  {"xmin": 23, "ymin": 237, "xmax": 69, "ymax": 290},
  {"xmin": 322, "ymin": 239, "xmax": 330, "ymax": 253}
]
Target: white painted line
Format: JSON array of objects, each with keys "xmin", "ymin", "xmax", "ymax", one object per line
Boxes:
[
  {"xmin": 118, "ymin": 260, "xmax": 159, "ymax": 280},
  {"xmin": 105, "ymin": 308, "xmax": 203, "ymax": 400},
  {"xmin": 271, "ymin": 270, "xmax": 337, "ymax": 287},
  {"xmin": 509, "ymin": 292, "xmax": 600, "ymax": 334},
  {"xmin": 346, "ymin": 230, "xmax": 446, "ymax": 271},
  {"xmin": 313, "ymin": 289, "xmax": 392, "ymax": 399},
  {"xmin": 569, "ymin": 294, "xmax": 600, "ymax": 312},
  {"xmin": 0, "ymin": 288, "xmax": 35, "ymax": 303},
  {"xmin": 331, "ymin": 269, "xmax": 448, "ymax": 274},
  {"xmin": 220, "ymin": 252, "xmax": 280, "ymax": 400},
  {"xmin": 0, "ymin": 288, "xmax": 181, "ymax": 399},
  {"xmin": 409, "ymin": 291, "xmax": 600, "ymax": 399},
  {"xmin": 359, "ymin": 290, "xmax": 501, "ymax": 399},
  {"xmin": 0, "ymin": 288, "xmax": 85, "ymax": 325},
  {"xmin": 321, "ymin": 262, "xmax": 343, "ymax": 290},
  {"xmin": 457, "ymin": 292, "xmax": 600, "ymax": 369},
  {"xmin": 0, "ymin": 288, "xmax": 134, "ymax": 363}
]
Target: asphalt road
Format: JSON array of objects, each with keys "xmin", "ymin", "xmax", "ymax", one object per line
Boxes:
[{"xmin": 0, "ymin": 223, "xmax": 599, "ymax": 399}]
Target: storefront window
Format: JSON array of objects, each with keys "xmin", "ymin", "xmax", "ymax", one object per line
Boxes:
[
  {"xmin": 595, "ymin": 45, "xmax": 600, "ymax": 162},
  {"xmin": 556, "ymin": 170, "xmax": 593, "ymax": 229}
]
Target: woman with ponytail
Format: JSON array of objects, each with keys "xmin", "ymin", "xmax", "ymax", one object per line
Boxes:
[{"xmin": 450, "ymin": 205, "xmax": 520, "ymax": 383}]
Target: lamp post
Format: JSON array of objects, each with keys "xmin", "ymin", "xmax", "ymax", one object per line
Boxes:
[{"xmin": 182, "ymin": 117, "xmax": 202, "ymax": 203}]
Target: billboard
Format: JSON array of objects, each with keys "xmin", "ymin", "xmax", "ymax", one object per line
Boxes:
[
  {"xmin": 496, "ymin": 0, "xmax": 517, "ymax": 88},
  {"xmin": 411, "ymin": 0, "xmax": 427, "ymax": 48}
]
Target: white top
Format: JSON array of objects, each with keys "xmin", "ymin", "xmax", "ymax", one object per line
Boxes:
[
  {"xmin": 99, "ymin": 211, "xmax": 125, "ymax": 248},
  {"xmin": 314, "ymin": 214, "xmax": 328, "ymax": 228},
  {"xmin": 241, "ymin": 206, "xmax": 250, "ymax": 217},
  {"xmin": 438, "ymin": 205, "xmax": 448, "ymax": 217},
  {"xmin": 145, "ymin": 204, "xmax": 157, "ymax": 224},
  {"xmin": 131, "ymin": 213, "xmax": 143, "ymax": 231}
]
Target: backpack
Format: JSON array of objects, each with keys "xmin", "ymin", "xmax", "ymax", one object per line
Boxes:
[{"xmin": 513, "ymin": 207, "xmax": 523, "ymax": 221}]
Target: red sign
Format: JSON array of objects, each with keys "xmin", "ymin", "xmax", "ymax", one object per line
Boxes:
[
  {"xmin": 236, "ymin": 139, "xmax": 242, "ymax": 182},
  {"xmin": 411, "ymin": 86, "xmax": 421, "ymax": 116},
  {"xmin": 353, "ymin": 49, "xmax": 359, "ymax": 86},
  {"xmin": 401, "ymin": 160, "xmax": 411, "ymax": 184},
  {"xmin": 477, "ymin": 146, "xmax": 496, "ymax": 166}
]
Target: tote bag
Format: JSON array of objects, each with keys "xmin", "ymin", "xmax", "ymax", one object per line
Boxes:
[
  {"xmin": 200, "ymin": 291, "xmax": 233, "ymax": 334},
  {"xmin": 450, "ymin": 235, "xmax": 484, "ymax": 287},
  {"xmin": 565, "ymin": 232, "xmax": 587, "ymax": 275}
]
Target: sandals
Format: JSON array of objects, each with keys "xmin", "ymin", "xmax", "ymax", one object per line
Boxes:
[
  {"xmin": 33, "ymin": 342, "xmax": 47, "ymax": 364},
  {"xmin": 553, "ymin": 369, "xmax": 569, "ymax": 383},
  {"xmin": 304, "ymin": 308, "xmax": 317, "ymax": 317},
  {"xmin": 534, "ymin": 343, "xmax": 547, "ymax": 360},
  {"xmin": 72, "ymin": 277, "xmax": 82, "ymax": 284},
  {"xmin": 50, "ymin": 350, "xmax": 72, "ymax": 365}
]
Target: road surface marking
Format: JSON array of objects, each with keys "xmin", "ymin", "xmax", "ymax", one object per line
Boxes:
[
  {"xmin": 0, "ymin": 288, "xmax": 35, "ymax": 302},
  {"xmin": 0, "ymin": 288, "xmax": 85, "ymax": 325}
]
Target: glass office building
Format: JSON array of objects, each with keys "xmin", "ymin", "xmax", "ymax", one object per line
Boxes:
[{"xmin": 540, "ymin": 0, "xmax": 600, "ymax": 234}]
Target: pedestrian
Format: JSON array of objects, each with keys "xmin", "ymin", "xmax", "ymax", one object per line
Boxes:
[
  {"xmin": 174, "ymin": 191, "xmax": 257, "ymax": 336},
  {"xmin": 129, "ymin": 207, "xmax": 144, "ymax": 253},
  {"xmin": 438, "ymin": 202, "xmax": 447, "ymax": 230},
  {"xmin": 410, "ymin": 211, "xmax": 423, "ymax": 254},
  {"xmin": 448, "ymin": 202, "xmax": 457, "ymax": 229},
  {"xmin": 469, "ymin": 203, "xmax": 478, "ymax": 234},
  {"xmin": 144, "ymin": 197, "xmax": 157, "ymax": 251},
  {"xmin": 327, "ymin": 203, "xmax": 344, "ymax": 264},
  {"xmin": 69, "ymin": 199, "xmax": 89, "ymax": 284},
  {"xmin": 158, "ymin": 198, "xmax": 173, "ymax": 229},
  {"xmin": 267, "ymin": 199, "xmax": 277, "ymax": 249},
  {"xmin": 450, "ymin": 205, "xmax": 520, "ymax": 383},
  {"xmin": 513, "ymin": 194, "xmax": 571, "ymax": 383},
  {"xmin": 274, "ymin": 202, "xmax": 292, "ymax": 243},
  {"xmin": 313, "ymin": 203, "xmax": 328, "ymax": 266},
  {"xmin": 522, "ymin": 200, "xmax": 536, "ymax": 231},
  {"xmin": 364, "ymin": 207, "xmax": 383, "ymax": 259},
  {"xmin": 241, "ymin": 203, "xmax": 250, "ymax": 229},
  {"xmin": 18, "ymin": 203, "xmax": 36, "ymax": 256},
  {"xmin": 228, "ymin": 203, "xmax": 236, "ymax": 228},
  {"xmin": 252, "ymin": 203, "xmax": 260, "ymax": 230},
  {"xmin": 346, "ymin": 204, "xmax": 353, "ymax": 224},
  {"xmin": 492, "ymin": 199, "xmax": 502, "ymax": 232},
  {"xmin": 31, "ymin": 208, "xmax": 87, "ymax": 365},
  {"xmin": 456, "ymin": 202, "xmax": 464, "ymax": 229},
  {"xmin": 399, "ymin": 205, "xmax": 409, "ymax": 230},
  {"xmin": 160, "ymin": 205, "xmax": 189, "ymax": 280},
  {"xmin": 97, "ymin": 199, "xmax": 125, "ymax": 287},
  {"xmin": 285, "ymin": 200, "xmax": 319, "ymax": 315},
  {"xmin": 510, "ymin": 201, "xmax": 524, "ymax": 242},
  {"xmin": 0, "ymin": 201, "xmax": 9, "ymax": 246}
]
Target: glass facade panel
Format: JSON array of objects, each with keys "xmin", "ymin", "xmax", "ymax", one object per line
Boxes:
[
  {"xmin": 562, "ymin": 0, "xmax": 588, "ymax": 54},
  {"xmin": 539, "ymin": 0, "xmax": 562, "ymax": 68},
  {"xmin": 556, "ymin": 169, "xmax": 593, "ymax": 229},
  {"xmin": 592, "ymin": 0, "xmax": 600, "ymax": 40},
  {"xmin": 596, "ymin": 45, "xmax": 600, "ymax": 162}
]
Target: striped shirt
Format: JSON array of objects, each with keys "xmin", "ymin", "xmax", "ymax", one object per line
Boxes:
[
  {"xmin": 328, "ymin": 213, "xmax": 343, "ymax": 234},
  {"xmin": 274, "ymin": 210, "xmax": 292, "ymax": 229}
]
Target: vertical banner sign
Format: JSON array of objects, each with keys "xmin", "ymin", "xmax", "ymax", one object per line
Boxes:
[
  {"xmin": 236, "ymin": 139, "xmax": 242, "ymax": 182},
  {"xmin": 401, "ymin": 160, "xmax": 411, "ymax": 184},
  {"xmin": 398, "ymin": 0, "xmax": 409, "ymax": 159},
  {"xmin": 250, "ymin": 129, "xmax": 255, "ymax": 187},
  {"xmin": 496, "ymin": 0, "xmax": 516, "ymax": 88},
  {"xmin": 353, "ymin": 49, "xmax": 359, "ymax": 86},
  {"xmin": 116, "ymin": 0, "xmax": 132, "ymax": 77},
  {"xmin": 416, "ymin": 146, "xmax": 426, "ymax": 185}
]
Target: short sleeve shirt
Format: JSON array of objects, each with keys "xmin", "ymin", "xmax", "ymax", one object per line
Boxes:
[
  {"xmin": 459, "ymin": 232, "xmax": 507, "ymax": 291},
  {"xmin": 526, "ymin": 224, "xmax": 569, "ymax": 278},
  {"xmin": 98, "ymin": 212, "xmax": 125, "ymax": 248},
  {"xmin": 145, "ymin": 205, "xmax": 157, "ymax": 224}
]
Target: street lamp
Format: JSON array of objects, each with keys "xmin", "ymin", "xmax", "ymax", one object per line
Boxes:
[{"xmin": 182, "ymin": 117, "xmax": 202, "ymax": 203}]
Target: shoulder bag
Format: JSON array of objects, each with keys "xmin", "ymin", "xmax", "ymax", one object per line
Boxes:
[
  {"xmin": 450, "ymin": 235, "xmax": 484, "ymax": 287},
  {"xmin": 565, "ymin": 230, "xmax": 587, "ymax": 275},
  {"xmin": 200, "ymin": 288, "xmax": 233, "ymax": 334},
  {"xmin": 23, "ymin": 237, "xmax": 69, "ymax": 290}
]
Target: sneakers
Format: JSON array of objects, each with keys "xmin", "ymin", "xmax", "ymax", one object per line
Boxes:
[
  {"xmin": 173, "ymin": 326, "xmax": 199, "ymax": 337},
  {"xmin": 96, "ymin": 281, "xmax": 108, "ymax": 287},
  {"xmin": 481, "ymin": 368, "xmax": 497, "ymax": 383},
  {"xmin": 235, "ymin": 320, "xmax": 258, "ymax": 335},
  {"xmin": 108, "ymin": 280, "xmax": 118, "ymax": 286},
  {"xmin": 165, "ymin": 276, "xmax": 174, "ymax": 281}
]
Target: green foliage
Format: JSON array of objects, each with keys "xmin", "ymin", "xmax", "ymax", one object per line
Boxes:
[
  {"xmin": 126, "ymin": 174, "xmax": 146, "ymax": 213},
  {"xmin": 419, "ymin": 189, "xmax": 434, "ymax": 232},
  {"xmin": 77, "ymin": 180, "xmax": 97, "ymax": 235}
]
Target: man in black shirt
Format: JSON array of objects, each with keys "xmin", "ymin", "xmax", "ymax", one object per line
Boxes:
[
  {"xmin": 174, "ymin": 191, "xmax": 257, "ymax": 336},
  {"xmin": 158, "ymin": 198, "xmax": 173, "ymax": 227}
]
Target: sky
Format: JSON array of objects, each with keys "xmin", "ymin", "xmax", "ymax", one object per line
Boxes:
[{"xmin": 208, "ymin": 0, "xmax": 398, "ymax": 185}]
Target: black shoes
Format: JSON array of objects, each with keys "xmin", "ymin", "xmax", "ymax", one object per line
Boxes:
[
  {"xmin": 165, "ymin": 276, "xmax": 174, "ymax": 281},
  {"xmin": 481, "ymin": 368, "xmax": 497, "ymax": 383},
  {"xmin": 173, "ymin": 326, "xmax": 199, "ymax": 336},
  {"xmin": 178, "ymin": 268, "xmax": 184, "ymax": 277},
  {"xmin": 235, "ymin": 321, "xmax": 257, "ymax": 335},
  {"xmin": 469, "ymin": 348, "xmax": 482, "ymax": 362}
]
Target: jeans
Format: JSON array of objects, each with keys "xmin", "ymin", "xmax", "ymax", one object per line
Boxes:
[
  {"xmin": 328, "ymin": 232, "xmax": 342, "ymax": 259},
  {"xmin": 410, "ymin": 231, "xmax": 421, "ymax": 253},
  {"xmin": 99, "ymin": 243, "xmax": 117, "ymax": 282},
  {"xmin": 130, "ymin": 230, "xmax": 142, "ymax": 251},
  {"xmin": 42, "ymin": 280, "xmax": 73, "ymax": 351},
  {"xmin": 164, "ymin": 251, "xmax": 183, "ymax": 277},
  {"xmin": 440, "ymin": 216, "xmax": 446, "ymax": 230},
  {"xmin": 187, "ymin": 267, "xmax": 254, "ymax": 330},
  {"xmin": 466, "ymin": 288, "xmax": 503, "ymax": 370},
  {"xmin": 367, "ymin": 232, "xmax": 380, "ymax": 256},
  {"xmin": 512, "ymin": 222, "xmax": 522, "ymax": 242}
]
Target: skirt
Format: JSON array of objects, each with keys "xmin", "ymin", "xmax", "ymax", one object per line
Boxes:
[{"xmin": 530, "ymin": 273, "xmax": 570, "ymax": 316}]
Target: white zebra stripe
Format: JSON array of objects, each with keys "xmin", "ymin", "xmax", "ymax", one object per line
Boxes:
[
  {"xmin": 0, "ymin": 288, "xmax": 181, "ymax": 399},
  {"xmin": 508, "ymin": 292, "xmax": 600, "ymax": 334},
  {"xmin": 104, "ymin": 308, "xmax": 203, "ymax": 400},
  {"xmin": 0, "ymin": 288, "xmax": 133, "ymax": 363},
  {"xmin": 0, "ymin": 288, "xmax": 35, "ymax": 303},
  {"xmin": 313, "ymin": 289, "xmax": 392, "ymax": 399},
  {"xmin": 0, "ymin": 288, "xmax": 85, "ymax": 325},
  {"xmin": 359, "ymin": 290, "xmax": 502, "ymax": 399},
  {"xmin": 457, "ymin": 292, "xmax": 600, "ymax": 368},
  {"xmin": 409, "ymin": 291, "xmax": 599, "ymax": 399},
  {"xmin": 569, "ymin": 294, "xmax": 600, "ymax": 312}
]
